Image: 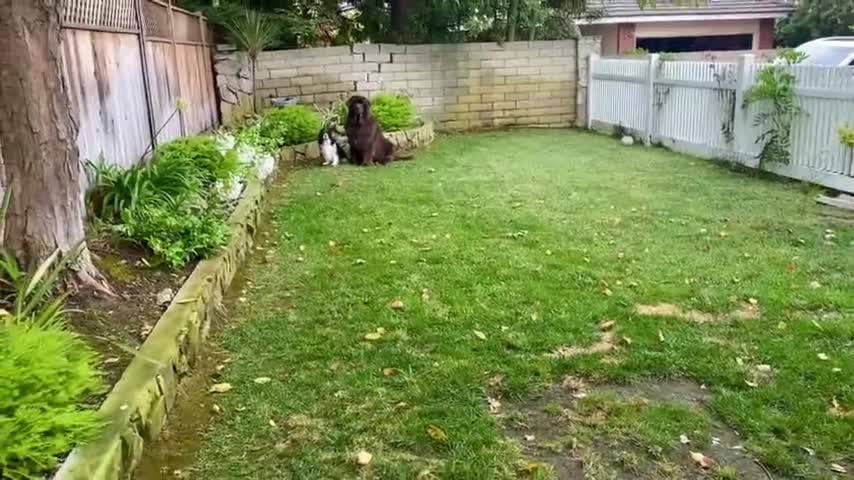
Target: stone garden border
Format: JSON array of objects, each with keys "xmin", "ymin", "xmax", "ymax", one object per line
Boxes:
[{"xmin": 54, "ymin": 122, "xmax": 434, "ymax": 480}]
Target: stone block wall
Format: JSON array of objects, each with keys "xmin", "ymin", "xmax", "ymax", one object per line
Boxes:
[{"xmin": 215, "ymin": 39, "xmax": 601, "ymax": 130}]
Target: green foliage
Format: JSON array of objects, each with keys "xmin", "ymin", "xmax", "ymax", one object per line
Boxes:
[
  {"xmin": 224, "ymin": 9, "xmax": 280, "ymax": 60},
  {"xmin": 622, "ymin": 47, "xmax": 649, "ymax": 57},
  {"xmin": 776, "ymin": 0, "xmax": 854, "ymax": 47},
  {"xmin": 155, "ymin": 136, "xmax": 241, "ymax": 189},
  {"xmin": 117, "ymin": 197, "xmax": 231, "ymax": 269},
  {"xmin": 86, "ymin": 135, "xmax": 237, "ymax": 269},
  {"xmin": 86, "ymin": 156, "xmax": 199, "ymax": 221},
  {"xmin": 744, "ymin": 50, "xmax": 806, "ymax": 165},
  {"xmin": 0, "ymin": 323, "xmax": 103, "ymax": 480},
  {"xmin": 0, "ymin": 249, "xmax": 73, "ymax": 329},
  {"xmin": 0, "ymin": 191, "xmax": 75, "ymax": 328},
  {"xmin": 838, "ymin": 124, "xmax": 854, "ymax": 147},
  {"xmin": 236, "ymin": 122, "xmax": 279, "ymax": 153},
  {"xmin": 370, "ymin": 93, "xmax": 417, "ymax": 132},
  {"xmin": 259, "ymin": 106, "xmax": 322, "ymax": 147}
]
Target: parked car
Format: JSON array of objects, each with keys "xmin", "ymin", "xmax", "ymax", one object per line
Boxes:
[{"xmin": 794, "ymin": 37, "xmax": 854, "ymax": 66}]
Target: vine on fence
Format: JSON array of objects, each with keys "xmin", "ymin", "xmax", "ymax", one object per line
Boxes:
[
  {"xmin": 840, "ymin": 124, "xmax": 854, "ymax": 169},
  {"xmin": 744, "ymin": 50, "xmax": 807, "ymax": 165},
  {"xmin": 709, "ymin": 63, "xmax": 737, "ymax": 143}
]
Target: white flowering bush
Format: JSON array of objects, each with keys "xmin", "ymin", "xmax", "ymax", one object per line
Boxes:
[{"xmin": 212, "ymin": 131, "xmax": 277, "ymax": 203}]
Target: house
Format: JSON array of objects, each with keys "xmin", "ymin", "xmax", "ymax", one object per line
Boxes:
[{"xmin": 579, "ymin": 0, "xmax": 795, "ymax": 56}]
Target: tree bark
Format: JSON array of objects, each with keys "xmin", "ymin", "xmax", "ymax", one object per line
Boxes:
[
  {"xmin": 0, "ymin": 0, "xmax": 112, "ymax": 293},
  {"xmin": 390, "ymin": 0, "xmax": 414, "ymax": 40},
  {"xmin": 507, "ymin": 0, "xmax": 520, "ymax": 41}
]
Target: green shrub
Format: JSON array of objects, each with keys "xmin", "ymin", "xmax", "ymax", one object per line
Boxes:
[
  {"xmin": 0, "ymin": 323, "xmax": 103, "ymax": 480},
  {"xmin": 258, "ymin": 105, "xmax": 322, "ymax": 148},
  {"xmin": 117, "ymin": 197, "xmax": 231, "ymax": 269},
  {"xmin": 155, "ymin": 136, "xmax": 240, "ymax": 188},
  {"xmin": 86, "ymin": 157, "xmax": 199, "ymax": 221},
  {"xmin": 371, "ymin": 93, "xmax": 417, "ymax": 132}
]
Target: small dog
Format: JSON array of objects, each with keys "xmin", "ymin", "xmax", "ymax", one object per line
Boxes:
[
  {"xmin": 318, "ymin": 124, "xmax": 348, "ymax": 167},
  {"xmin": 345, "ymin": 95, "xmax": 395, "ymax": 166}
]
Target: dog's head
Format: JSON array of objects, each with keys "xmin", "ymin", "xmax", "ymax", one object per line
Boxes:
[{"xmin": 347, "ymin": 95, "xmax": 372, "ymax": 127}]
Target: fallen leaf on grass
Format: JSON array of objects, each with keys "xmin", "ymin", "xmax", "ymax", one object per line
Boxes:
[
  {"xmin": 209, "ymin": 383, "xmax": 232, "ymax": 394},
  {"xmin": 487, "ymin": 374, "xmax": 505, "ymax": 387},
  {"xmin": 818, "ymin": 353, "xmax": 829, "ymax": 361},
  {"xmin": 830, "ymin": 464, "xmax": 847, "ymax": 474},
  {"xmin": 658, "ymin": 330, "xmax": 665, "ymax": 342},
  {"xmin": 680, "ymin": 434, "xmax": 690, "ymax": 444},
  {"xmin": 690, "ymin": 451, "xmax": 716, "ymax": 469},
  {"xmin": 354, "ymin": 258, "xmax": 366, "ymax": 265},
  {"xmin": 268, "ymin": 419, "xmax": 277, "ymax": 428},
  {"xmin": 211, "ymin": 404, "xmax": 222, "ymax": 414},
  {"xmin": 427, "ymin": 425, "xmax": 448, "ymax": 443},
  {"xmin": 390, "ymin": 299, "xmax": 405, "ymax": 310},
  {"xmin": 364, "ymin": 328, "xmax": 386, "ymax": 341},
  {"xmin": 801, "ymin": 447, "xmax": 815, "ymax": 456},
  {"xmin": 524, "ymin": 434, "xmax": 536, "ymax": 442},
  {"xmin": 603, "ymin": 288, "xmax": 613, "ymax": 296},
  {"xmin": 383, "ymin": 368, "xmax": 398, "ymax": 377},
  {"xmin": 599, "ymin": 320, "xmax": 616, "ymax": 332},
  {"xmin": 421, "ymin": 289, "xmax": 430, "ymax": 301},
  {"xmin": 829, "ymin": 398, "xmax": 853, "ymax": 418},
  {"xmin": 355, "ymin": 450, "xmax": 373, "ymax": 466},
  {"xmin": 473, "ymin": 330, "xmax": 487, "ymax": 340},
  {"xmin": 254, "ymin": 377, "xmax": 272, "ymax": 384},
  {"xmin": 487, "ymin": 397, "xmax": 502, "ymax": 413}
]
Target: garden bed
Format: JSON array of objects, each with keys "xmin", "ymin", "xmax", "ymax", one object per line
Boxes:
[
  {"xmin": 53, "ymin": 119, "xmax": 435, "ymax": 480},
  {"xmin": 55, "ymin": 175, "xmax": 268, "ymax": 480}
]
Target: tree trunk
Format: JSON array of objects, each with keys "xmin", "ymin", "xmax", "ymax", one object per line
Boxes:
[
  {"xmin": 390, "ymin": 0, "xmax": 414, "ymax": 40},
  {"xmin": 251, "ymin": 56, "xmax": 258, "ymax": 114},
  {"xmin": 0, "ymin": 0, "xmax": 112, "ymax": 294},
  {"xmin": 507, "ymin": 0, "xmax": 520, "ymax": 41}
]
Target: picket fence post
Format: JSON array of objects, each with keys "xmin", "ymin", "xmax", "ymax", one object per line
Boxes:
[
  {"xmin": 733, "ymin": 54, "xmax": 754, "ymax": 164},
  {"xmin": 644, "ymin": 53, "xmax": 659, "ymax": 146},
  {"xmin": 587, "ymin": 53, "xmax": 599, "ymax": 130}
]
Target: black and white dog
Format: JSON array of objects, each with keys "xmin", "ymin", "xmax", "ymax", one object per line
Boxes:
[{"xmin": 318, "ymin": 123, "xmax": 349, "ymax": 167}]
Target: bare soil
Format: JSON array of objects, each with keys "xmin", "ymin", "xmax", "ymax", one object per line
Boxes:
[
  {"xmin": 66, "ymin": 238, "xmax": 194, "ymax": 388},
  {"xmin": 500, "ymin": 380, "xmax": 783, "ymax": 480}
]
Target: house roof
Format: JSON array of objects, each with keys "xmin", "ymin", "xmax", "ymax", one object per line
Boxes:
[{"xmin": 585, "ymin": 0, "xmax": 795, "ymax": 22}]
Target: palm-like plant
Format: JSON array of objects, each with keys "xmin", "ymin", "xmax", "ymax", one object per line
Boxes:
[{"xmin": 225, "ymin": 10, "xmax": 280, "ymax": 114}]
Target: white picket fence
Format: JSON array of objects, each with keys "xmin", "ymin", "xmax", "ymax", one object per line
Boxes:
[{"xmin": 587, "ymin": 54, "xmax": 854, "ymax": 193}]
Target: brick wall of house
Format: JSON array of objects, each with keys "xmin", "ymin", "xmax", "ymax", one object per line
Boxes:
[{"xmin": 214, "ymin": 38, "xmax": 601, "ymax": 130}]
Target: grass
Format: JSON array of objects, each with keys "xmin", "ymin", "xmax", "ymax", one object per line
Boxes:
[{"xmin": 195, "ymin": 130, "xmax": 853, "ymax": 479}]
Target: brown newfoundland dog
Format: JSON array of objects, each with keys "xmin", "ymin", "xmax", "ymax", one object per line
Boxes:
[{"xmin": 345, "ymin": 95, "xmax": 395, "ymax": 166}]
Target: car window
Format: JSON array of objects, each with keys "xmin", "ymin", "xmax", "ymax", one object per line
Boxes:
[{"xmin": 796, "ymin": 43, "xmax": 854, "ymax": 66}]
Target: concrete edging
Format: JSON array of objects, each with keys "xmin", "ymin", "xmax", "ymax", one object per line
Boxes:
[{"xmin": 56, "ymin": 177, "xmax": 267, "ymax": 480}]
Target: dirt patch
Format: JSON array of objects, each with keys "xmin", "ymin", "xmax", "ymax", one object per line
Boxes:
[
  {"xmin": 635, "ymin": 302, "xmax": 760, "ymax": 324},
  {"xmin": 66, "ymin": 241, "xmax": 193, "ymax": 388},
  {"xmin": 499, "ymin": 379, "xmax": 782, "ymax": 480},
  {"xmin": 545, "ymin": 320, "xmax": 620, "ymax": 359}
]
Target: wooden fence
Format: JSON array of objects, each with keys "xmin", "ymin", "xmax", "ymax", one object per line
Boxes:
[
  {"xmin": 62, "ymin": 0, "xmax": 218, "ymax": 173},
  {"xmin": 587, "ymin": 54, "xmax": 854, "ymax": 193}
]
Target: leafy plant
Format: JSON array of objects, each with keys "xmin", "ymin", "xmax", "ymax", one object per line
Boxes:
[
  {"xmin": 371, "ymin": 93, "xmax": 417, "ymax": 132},
  {"xmin": 116, "ymin": 197, "xmax": 231, "ymax": 269},
  {"xmin": 86, "ymin": 157, "xmax": 199, "ymax": 221},
  {"xmin": 838, "ymin": 124, "xmax": 854, "ymax": 148},
  {"xmin": 0, "ymin": 322, "xmax": 103, "ymax": 480},
  {"xmin": 0, "ymin": 249, "xmax": 74, "ymax": 328},
  {"xmin": 744, "ymin": 49, "xmax": 806, "ymax": 165},
  {"xmin": 224, "ymin": 10, "xmax": 280, "ymax": 113},
  {"xmin": 258, "ymin": 105, "xmax": 322, "ymax": 148},
  {"xmin": 155, "ymin": 136, "xmax": 241, "ymax": 188}
]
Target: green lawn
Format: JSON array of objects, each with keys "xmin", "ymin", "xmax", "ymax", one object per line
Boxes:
[{"xmin": 195, "ymin": 130, "xmax": 853, "ymax": 479}]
